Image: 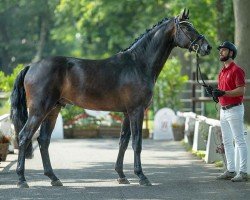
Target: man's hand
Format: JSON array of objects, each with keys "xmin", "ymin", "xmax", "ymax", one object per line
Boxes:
[
  {"xmin": 212, "ymin": 88, "xmax": 226, "ymax": 98},
  {"xmin": 205, "ymin": 85, "xmax": 219, "ymax": 103}
]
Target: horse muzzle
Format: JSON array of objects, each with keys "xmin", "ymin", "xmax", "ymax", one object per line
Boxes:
[{"xmin": 200, "ymin": 43, "xmax": 212, "ymax": 56}]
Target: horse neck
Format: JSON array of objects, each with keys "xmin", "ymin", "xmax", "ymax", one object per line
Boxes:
[{"xmin": 130, "ymin": 19, "xmax": 176, "ymax": 81}]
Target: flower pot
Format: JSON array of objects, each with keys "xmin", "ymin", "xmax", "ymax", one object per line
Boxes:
[
  {"xmin": 172, "ymin": 125, "xmax": 185, "ymax": 141},
  {"xmin": 0, "ymin": 143, "xmax": 9, "ymax": 161}
]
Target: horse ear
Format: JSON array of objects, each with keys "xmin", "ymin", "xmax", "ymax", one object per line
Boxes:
[
  {"xmin": 186, "ymin": 9, "xmax": 189, "ymax": 19},
  {"xmin": 178, "ymin": 8, "xmax": 188, "ymax": 21}
]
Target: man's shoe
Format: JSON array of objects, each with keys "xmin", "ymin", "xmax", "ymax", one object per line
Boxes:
[
  {"xmin": 216, "ymin": 171, "xmax": 236, "ymax": 180},
  {"xmin": 231, "ymin": 172, "xmax": 248, "ymax": 182}
]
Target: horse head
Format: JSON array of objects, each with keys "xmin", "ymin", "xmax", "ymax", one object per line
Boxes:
[{"xmin": 174, "ymin": 9, "xmax": 212, "ymax": 56}]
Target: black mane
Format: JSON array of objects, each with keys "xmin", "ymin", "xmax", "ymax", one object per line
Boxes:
[{"xmin": 122, "ymin": 17, "xmax": 169, "ymax": 52}]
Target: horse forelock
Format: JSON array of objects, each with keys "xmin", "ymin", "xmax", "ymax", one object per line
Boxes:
[{"xmin": 122, "ymin": 17, "xmax": 170, "ymax": 52}]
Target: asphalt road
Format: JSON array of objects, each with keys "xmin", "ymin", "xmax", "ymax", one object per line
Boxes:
[{"xmin": 0, "ymin": 139, "xmax": 249, "ymax": 200}]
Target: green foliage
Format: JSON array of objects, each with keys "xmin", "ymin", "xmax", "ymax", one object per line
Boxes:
[
  {"xmin": 153, "ymin": 57, "xmax": 188, "ymax": 112},
  {"xmin": 0, "ymin": 0, "xmax": 236, "ymax": 119},
  {"xmin": 192, "ymin": 150, "xmax": 206, "ymax": 159},
  {"xmin": 215, "ymin": 160, "xmax": 224, "ymax": 168},
  {"xmin": 0, "ymin": 100, "xmax": 10, "ymax": 115},
  {"xmin": 0, "ymin": 64, "xmax": 24, "ymax": 92},
  {"xmin": 205, "ymin": 102, "xmax": 219, "ymax": 118},
  {"xmin": 60, "ymin": 105, "xmax": 84, "ymax": 124},
  {"xmin": 52, "ymin": 0, "xmax": 174, "ymax": 58}
]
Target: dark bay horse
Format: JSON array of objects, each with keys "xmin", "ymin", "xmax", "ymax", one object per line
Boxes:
[{"xmin": 10, "ymin": 9, "xmax": 211, "ymax": 188}]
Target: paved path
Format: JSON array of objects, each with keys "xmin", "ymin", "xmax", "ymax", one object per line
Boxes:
[{"xmin": 0, "ymin": 139, "xmax": 249, "ymax": 200}]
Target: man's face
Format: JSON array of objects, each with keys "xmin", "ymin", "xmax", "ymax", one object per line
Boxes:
[{"xmin": 219, "ymin": 48, "xmax": 231, "ymax": 61}]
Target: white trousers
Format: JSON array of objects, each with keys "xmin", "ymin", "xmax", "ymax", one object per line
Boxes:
[{"xmin": 220, "ymin": 104, "xmax": 247, "ymax": 173}]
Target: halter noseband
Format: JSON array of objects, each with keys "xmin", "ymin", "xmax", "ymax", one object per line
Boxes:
[{"xmin": 174, "ymin": 17, "xmax": 204, "ymax": 53}]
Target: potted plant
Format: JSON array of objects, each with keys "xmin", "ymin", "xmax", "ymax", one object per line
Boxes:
[
  {"xmin": 0, "ymin": 133, "xmax": 10, "ymax": 162},
  {"xmin": 171, "ymin": 116, "xmax": 185, "ymax": 141}
]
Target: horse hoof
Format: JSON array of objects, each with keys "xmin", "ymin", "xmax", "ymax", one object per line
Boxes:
[
  {"xmin": 17, "ymin": 181, "xmax": 29, "ymax": 188},
  {"xmin": 139, "ymin": 178, "xmax": 152, "ymax": 186},
  {"xmin": 51, "ymin": 180, "xmax": 63, "ymax": 186},
  {"xmin": 117, "ymin": 177, "xmax": 130, "ymax": 184}
]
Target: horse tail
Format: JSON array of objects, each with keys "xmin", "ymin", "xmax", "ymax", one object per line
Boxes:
[{"xmin": 10, "ymin": 66, "xmax": 30, "ymax": 143}]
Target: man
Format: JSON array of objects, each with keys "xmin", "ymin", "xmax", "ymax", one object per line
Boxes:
[{"xmin": 211, "ymin": 41, "xmax": 248, "ymax": 182}]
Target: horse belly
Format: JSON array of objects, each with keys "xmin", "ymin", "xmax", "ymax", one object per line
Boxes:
[{"xmin": 62, "ymin": 90, "xmax": 126, "ymax": 112}]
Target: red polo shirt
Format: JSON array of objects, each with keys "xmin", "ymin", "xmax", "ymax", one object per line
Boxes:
[{"xmin": 218, "ymin": 61, "xmax": 245, "ymax": 106}]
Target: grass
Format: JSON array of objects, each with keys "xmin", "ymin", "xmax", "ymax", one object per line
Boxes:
[
  {"xmin": 192, "ymin": 150, "xmax": 206, "ymax": 159},
  {"xmin": 0, "ymin": 99, "xmax": 10, "ymax": 115},
  {"xmin": 181, "ymin": 140, "xmax": 226, "ymax": 169},
  {"xmin": 214, "ymin": 160, "xmax": 224, "ymax": 168},
  {"xmin": 181, "ymin": 140, "xmax": 192, "ymax": 152}
]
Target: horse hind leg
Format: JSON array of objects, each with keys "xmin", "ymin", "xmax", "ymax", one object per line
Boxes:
[
  {"xmin": 25, "ymin": 141, "xmax": 34, "ymax": 159},
  {"xmin": 16, "ymin": 112, "xmax": 46, "ymax": 188},
  {"xmin": 115, "ymin": 113, "xmax": 131, "ymax": 184},
  {"xmin": 37, "ymin": 105, "xmax": 63, "ymax": 186}
]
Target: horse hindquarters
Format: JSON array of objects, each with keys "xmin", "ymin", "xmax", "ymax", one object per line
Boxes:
[{"xmin": 14, "ymin": 67, "xmax": 63, "ymax": 188}]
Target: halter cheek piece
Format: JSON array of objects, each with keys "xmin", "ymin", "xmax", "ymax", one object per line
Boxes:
[{"xmin": 174, "ymin": 17, "xmax": 204, "ymax": 53}]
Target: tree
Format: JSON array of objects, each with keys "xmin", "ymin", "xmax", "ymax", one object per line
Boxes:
[
  {"xmin": 233, "ymin": 0, "xmax": 250, "ymax": 122},
  {"xmin": 0, "ymin": 0, "xmax": 57, "ymax": 73},
  {"xmin": 153, "ymin": 58, "xmax": 188, "ymax": 112}
]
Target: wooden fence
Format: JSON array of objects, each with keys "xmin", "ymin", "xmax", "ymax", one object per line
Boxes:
[{"xmin": 180, "ymin": 77, "xmax": 250, "ymax": 114}]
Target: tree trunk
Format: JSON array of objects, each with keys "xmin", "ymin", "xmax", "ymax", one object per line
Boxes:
[
  {"xmin": 216, "ymin": 0, "xmax": 234, "ymax": 42},
  {"xmin": 233, "ymin": 0, "xmax": 250, "ymax": 122},
  {"xmin": 0, "ymin": 19, "xmax": 12, "ymax": 73},
  {"xmin": 32, "ymin": 17, "xmax": 48, "ymax": 63}
]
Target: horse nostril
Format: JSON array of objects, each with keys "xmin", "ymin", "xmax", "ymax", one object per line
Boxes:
[{"xmin": 207, "ymin": 45, "xmax": 212, "ymax": 51}]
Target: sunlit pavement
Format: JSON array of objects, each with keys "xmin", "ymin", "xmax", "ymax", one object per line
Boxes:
[{"xmin": 0, "ymin": 139, "xmax": 249, "ymax": 200}]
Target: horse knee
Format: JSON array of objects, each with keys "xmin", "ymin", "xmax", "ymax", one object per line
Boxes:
[{"xmin": 132, "ymin": 143, "xmax": 142, "ymax": 154}]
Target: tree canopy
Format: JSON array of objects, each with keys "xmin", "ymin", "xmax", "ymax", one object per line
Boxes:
[
  {"xmin": 0, "ymin": 0, "xmax": 234, "ymax": 72},
  {"xmin": 0, "ymin": 0, "xmax": 238, "ymax": 113}
]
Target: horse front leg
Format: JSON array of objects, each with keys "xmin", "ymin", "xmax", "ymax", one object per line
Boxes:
[
  {"xmin": 115, "ymin": 113, "xmax": 131, "ymax": 184},
  {"xmin": 129, "ymin": 107, "xmax": 152, "ymax": 186}
]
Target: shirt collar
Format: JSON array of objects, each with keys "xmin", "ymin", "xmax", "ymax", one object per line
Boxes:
[{"xmin": 222, "ymin": 61, "xmax": 235, "ymax": 71}]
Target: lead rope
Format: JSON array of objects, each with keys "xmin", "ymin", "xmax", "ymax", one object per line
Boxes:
[{"xmin": 195, "ymin": 52, "xmax": 219, "ymax": 111}]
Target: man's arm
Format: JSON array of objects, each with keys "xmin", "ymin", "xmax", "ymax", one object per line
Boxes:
[{"xmin": 224, "ymin": 86, "xmax": 245, "ymax": 97}]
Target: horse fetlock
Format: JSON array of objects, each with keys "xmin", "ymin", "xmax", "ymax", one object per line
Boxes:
[
  {"xmin": 115, "ymin": 165, "xmax": 123, "ymax": 173},
  {"xmin": 134, "ymin": 167, "xmax": 143, "ymax": 176},
  {"xmin": 17, "ymin": 181, "xmax": 29, "ymax": 188},
  {"xmin": 44, "ymin": 171, "xmax": 55, "ymax": 178}
]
